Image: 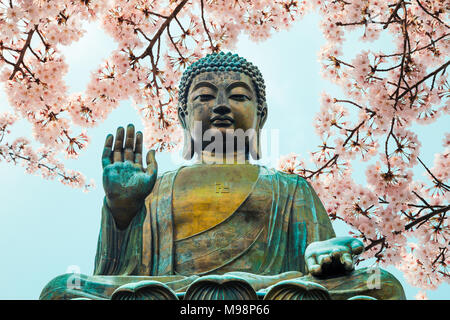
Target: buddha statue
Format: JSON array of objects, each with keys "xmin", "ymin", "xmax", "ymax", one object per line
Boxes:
[{"xmin": 40, "ymin": 52, "xmax": 405, "ymax": 300}]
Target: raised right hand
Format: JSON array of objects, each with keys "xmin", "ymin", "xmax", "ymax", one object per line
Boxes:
[{"xmin": 102, "ymin": 124, "xmax": 157, "ymax": 229}]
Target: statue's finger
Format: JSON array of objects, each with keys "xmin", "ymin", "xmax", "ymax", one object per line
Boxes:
[
  {"xmin": 317, "ymin": 254, "xmax": 332, "ymax": 266},
  {"xmin": 309, "ymin": 265, "xmax": 322, "ymax": 276},
  {"xmin": 134, "ymin": 131, "xmax": 143, "ymax": 168},
  {"xmin": 102, "ymin": 134, "xmax": 113, "ymax": 169},
  {"xmin": 350, "ymin": 239, "xmax": 364, "ymax": 255},
  {"xmin": 113, "ymin": 126, "xmax": 124, "ymax": 163},
  {"xmin": 124, "ymin": 124, "xmax": 135, "ymax": 162},
  {"xmin": 331, "ymin": 248, "xmax": 343, "ymax": 259},
  {"xmin": 146, "ymin": 149, "xmax": 158, "ymax": 176},
  {"xmin": 306, "ymin": 256, "xmax": 322, "ymax": 275},
  {"xmin": 340, "ymin": 252, "xmax": 354, "ymax": 271},
  {"xmin": 306, "ymin": 256, "xmax": 317, "ymax": 270}
]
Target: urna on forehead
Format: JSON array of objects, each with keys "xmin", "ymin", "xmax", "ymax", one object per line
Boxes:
[{"xmin": 178, "ymin": 52, "xmax": 267, "ymax": 112}]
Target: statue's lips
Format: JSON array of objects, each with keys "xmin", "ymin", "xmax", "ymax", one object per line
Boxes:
[{"xmin": 210, "ymin": 116, "xmax": 234, "ymax": 127}]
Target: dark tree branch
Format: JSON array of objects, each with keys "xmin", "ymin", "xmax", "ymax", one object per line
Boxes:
[
  {"xmin": 200, "ymin": 0, "xmax": 215, "ymax": 51},
  {"xmin": 9, "ymin": 28, "xmax": 35, "ymax": 80},
  {"xmin": 135, "ymin": 0, "xmax": 188, "ymax": 61},
  {"xmin": 397, "ymin": 61, "xmax": 450, "ymax": 100}
]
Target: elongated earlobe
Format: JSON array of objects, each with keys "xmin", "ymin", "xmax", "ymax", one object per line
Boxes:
[
  {"xmin": 178, "ymin": 105, "xmax": 195, "ymax": 160},
  {"xmin": 250, "ymin": 103, "xmax": 268, "ymax": 160},
  {"xmin": 182, "ymin": 129, "xmax": 195, "ymax": 160},
  {"xmin": 249, "ymin": 131, "xmax": 262, "ymax": 160}
]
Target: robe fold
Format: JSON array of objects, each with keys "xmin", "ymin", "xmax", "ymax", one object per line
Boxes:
[{"xmin": 94, "ymin": 166, "xmax": 335, "ymax": 277}]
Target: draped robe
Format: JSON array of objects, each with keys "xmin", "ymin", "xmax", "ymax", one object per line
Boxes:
[
  {"xmin": 40, "ymin": 165, "xmax": 406, "ymax": 300},
  {"xmin": 94, "ymin": 166, "xmax": 335, "ymax": 277}
]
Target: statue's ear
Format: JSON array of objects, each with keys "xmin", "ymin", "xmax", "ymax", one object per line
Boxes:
[
  {"xmin": 250, "ymin": 102, "xmax": 268, "ymax": 160},
  {"xmin": 177, "ymin": 105, "xmax": 187, "ymax": 129},
  {"xmin": 258, "ymin": 102, "xmax": 268, "ymax": 129},
  {"xmin": 178, "ymin": 105, "xmax": 194, "ymax": 160}
]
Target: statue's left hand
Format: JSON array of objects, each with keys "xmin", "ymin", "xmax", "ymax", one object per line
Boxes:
[{"xmin": 305, "ymin": 236, "xmax": 364, "ymax": 277}]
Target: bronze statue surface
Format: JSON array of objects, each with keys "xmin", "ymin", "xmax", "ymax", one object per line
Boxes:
[{"xmin": 40, "ymin": 52, "xmax": 405, "ymax": 300}]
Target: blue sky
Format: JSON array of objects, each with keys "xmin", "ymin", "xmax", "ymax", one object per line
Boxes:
[{"xmin": 0, "ymin": 12, "xmax": 448, "ymax": 299}]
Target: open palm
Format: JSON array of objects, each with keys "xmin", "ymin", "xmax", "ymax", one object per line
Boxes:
[{"xmin": 102, "ymin": 124, "xmax": 157, "ymax": 228}]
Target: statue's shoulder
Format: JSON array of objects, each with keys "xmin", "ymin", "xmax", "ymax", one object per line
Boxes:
[
  {"xmin": 155, "ymin": 168, "xmax": 179, "ymax": 183},
  {"xmin": 261, "ymin": 166, "xmax": 318, "ymax": 195},
  {"xmin": 145, "ymin": 169, "xmax": 178, "ymax": 202},
  {"xmin": 259, "ymin": 165, "xmax": 305, "ymax": 184}
]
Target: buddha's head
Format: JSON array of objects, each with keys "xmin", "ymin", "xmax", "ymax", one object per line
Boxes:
[{"xmin": 177, "ymin": 52, "xmax": 268, "ymax": 162}]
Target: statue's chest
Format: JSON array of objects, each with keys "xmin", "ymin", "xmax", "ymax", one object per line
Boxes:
[{"xmin": 172, "ymin": 165, "xmax": 259, "ymax": 240}]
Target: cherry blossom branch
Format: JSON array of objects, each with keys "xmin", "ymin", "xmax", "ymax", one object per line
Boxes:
[
  {"xmin": 364, "ymin": 237, "xmax": 386, "ymax": 255},
  {"xmin": 417, "ymin": 157, "xmax": 450, "ymax": 191},
  {"xmin": 416, "ymin": 0, "xmax": 449, "ymax": 28},
  {"xmin": 335, "ymin": 99, "xmax": 375, "ymax": 115},
  {"xmin": 383, "ymin": 0, "xmax": 404, "ymax": 29},
  {"xmin": 200, "ymin": 0, "xmax": 215, "ymax": 51},
  {"xmin": 167, "ymin": 23, "xmax": 185, "ymax": 60},
  {"xmin": 0, "ymin": 135, "xmax": 89, "ymax": 189},
  {"xmin": 405, "ymin": 205, "xmax": 448, "ymax": 231},
  {"xmin": 8, "ymin": 27, "xmax": 35, "ymax": 80},
  {"xmin": 135, "ymin": 0, "xmax": 188, "ymax": 62},
  {"xmin": 397, "ymin": 61, "xmax": 450, "ymax": 100},
  {"xmin": 390, "ymin": 2, "xmax": 409, "ymax": 110},
  {"xmin": 305, "ymin": 154, "xmax": 338, "ymax": 179},
  {"xmin": 364, "ymin": 203, "xmax": 447, "ymax": 254}
]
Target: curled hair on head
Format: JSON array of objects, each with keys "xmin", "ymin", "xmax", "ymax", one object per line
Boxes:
[{"xmin": 178, "ymin": 52, "xmax": 266, "ymax": 115}]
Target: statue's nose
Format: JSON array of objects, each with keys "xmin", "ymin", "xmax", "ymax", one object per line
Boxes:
[
  {"xmin": 213, "ymin": 92, "xmax": 231, "ymax": 115},
  {"xmin": 213, "ymin": 92, "xmax": 231, "ymax": 116},
  {"xmin": 213, "ymin": 104, "xmax": 231, "ymax": 115}
]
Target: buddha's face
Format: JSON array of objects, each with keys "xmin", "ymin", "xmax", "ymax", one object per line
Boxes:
[{"xmin": 184, "ymin": 71, "xmax": 262, "ymax": 154}]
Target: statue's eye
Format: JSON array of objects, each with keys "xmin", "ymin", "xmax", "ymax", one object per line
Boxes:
[
  {"xmin": 195, "ymin": 94, "xmax": 215, "ymax": 102},
  {"xmin": 230, "ymin": 94, "xmax": 249, "ymax": 102}
]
